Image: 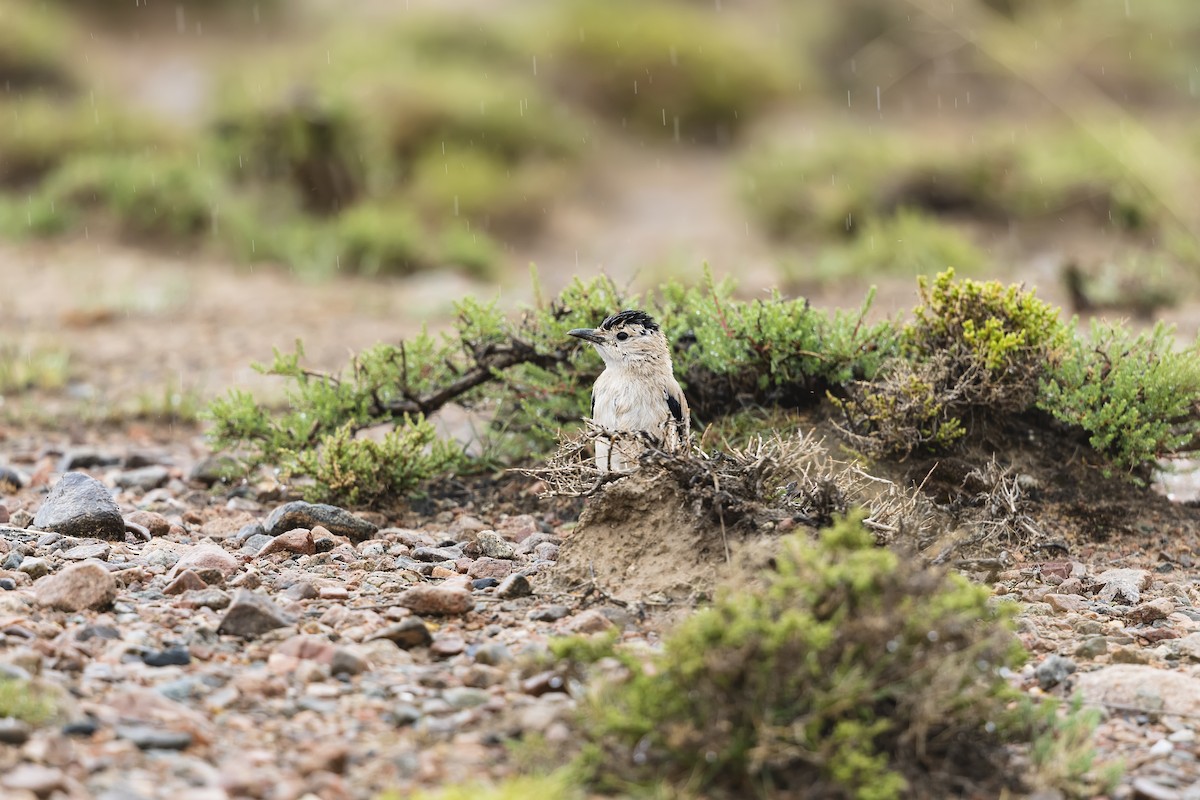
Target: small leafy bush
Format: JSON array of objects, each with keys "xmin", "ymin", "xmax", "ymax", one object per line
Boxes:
[
  {"xmin": 332, "ymin": 203, "xmax": 432, "ymax": 277},
  {"xmin": 559, "ymin": 514, "xmax": 1026, "ymax": 799},
  {"xmin": 838, "ymin": 270, "xmax": 1067, "ymax": 456},
  {"xmin": 1039, "ymin": 321, "xmax": 1200, "ymax": 480}
]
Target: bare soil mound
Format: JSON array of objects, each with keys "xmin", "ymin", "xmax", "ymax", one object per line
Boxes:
[{"xmin": 546, "ymin": 470, "xmax": 782, "ymax": 604}]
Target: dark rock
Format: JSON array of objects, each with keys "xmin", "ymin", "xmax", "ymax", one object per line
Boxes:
[
  {"xmin": 497, "ymin": 573, "xmax": 533, "ymax": 599},
  {"xmin": 114, "ymin": 465, "xmax": 170, "ymax": 491},
  {"xmin": 179, "ymin": 588, "xmax": 232, "ymax": 610},
  {"xmin": 115, "ymin": 724, "xmax": 193, "ymax": 750},
  {"xmin": 62, "ymin": 716, "xmax": 99, "ymax": 737},
  {"xmin": 33, "ymin": 472, "xmax": 125, "ymax": 540},
  {"xmin": 472, "ymin": 577, "xmax": 500, "ymax": 590},
  {"xmin": 122, "ymin": 451, "xmax": 160, "ymax": 469},
  {"xmin": 0, "ymin": 465, "xmax": 24, "ymax": 490},
  {"xmin": 34, "ymin": 560, "xmax": 117, "ymax": 611},
  {"xmin": 240, "ymin": 533, "xmax": 274, "ymax": 555},
  {"xmin": 189, "ymin": 454, "xmax": 241, "ymax": 486},
  {"xmin": 283, "ymin": 581, "xmax": 319, "ymax": 601},
  {"xmin": 217, "ymin": 589, "xmax": 295, "ymax": 638},
  {"xmin": 76, "ymin": 624, "xmax": 120, "ymax": 641},
  {"xmin": 58, "ymin": 449, "xmax": 120, "ymax": 471},
  {"xmin": 0, "ymin": 578, "xmax": 14, "ymax": 591},
  {"xmin": 142, "ymin": 646, "xmax": 191, "ymax": 667},
  {"xmin": 3, "ymin": 551, "xmax": 22, "ymax": 571},
  {"xmin": 264, "ymin": 501, "xmax": 377, "ymax": 542},
  {"xmin": 529, "ymin": 605, "xmax": 570, "ymax": 622},
  {"xmin": 472, "ymin": 642, "xmax": 511, "ymax": 666},
  {"xmin": 331, "ymin": 647, "xmax": 370, "ymax": 676},
  {"xmin": 1035, "ymin": 654, "xmax": 1077, "ymax": 690},
  {"xmin": 0, "ymin": 716, "xmax": 30, "ymax": 745},
  {"xmin": 369, "ymin": 618, "xmax": 433, "ymax": 649}
]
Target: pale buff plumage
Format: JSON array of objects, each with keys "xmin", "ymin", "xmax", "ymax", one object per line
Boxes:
[{"xmin": 568, "ymin": 310, "xmax": 690, "ymax": 472}]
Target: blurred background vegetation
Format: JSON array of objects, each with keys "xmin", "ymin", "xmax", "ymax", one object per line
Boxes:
[{"xmin": 0, "ymin": 0, "xmax": 1197, "ymax": 312}]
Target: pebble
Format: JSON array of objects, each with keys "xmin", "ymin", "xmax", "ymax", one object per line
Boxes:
[
  {"xmin": 115, "ymin": 465, "xmax": 171, "ymax": 491},
  {"xmin": 217, "ymin": 590, "xmax": 296, "ymax": 638},
  {"xmin": 1075, "ymin": 636, "xmax": 1109, "ymax": 658},
  {"xmin": 496, "ymin": 573, "xmax": 532, "ymax": 599},
  {"xmin": 264, "ymin": 501, "xmax": 377, "ymax": 542},
  {"xmin": 476, "ymin": 530, "xmax": 516, "ymax": 560},
  {"xmin": 257, "ymin": 527, "xmax": 316, "ymax": 557},
  {"xmin": 116, "ymin": 724, "xmax": 194, "ymax": 750},
  {"xmin": 126, "ymin": 510, "xmax": 171, "ymax": 538},
  {"xmin": 0, "ymin": 716, "xmax": 31, "ymax": 744},
  {"xmin": 1034, "ymin": 654, "xmax": 1076, "ymax": 690},
  {"xmin": 1044, "ymin": 593, "xmax": 1088, "ymax": 613},
  {"xmin": 163, "ymin": 569, "xmax": 208, "ymax": 595},
  {"xmin": 172, "ymin": 544, "xmax": 238, "ymax": 582},
  {"xmin": 529, "ymin": 605, "xmax": 570, "ymax": 622},
  {"xmin": 17, "ymin": 556, "xmax": 48, "ymax": 579},
  {"xmin": 565, "ymin": 609, "xmax": 616, "ymax": 634},
  {"xmin": 430, "ymin": 635, "xmax": 466, "ymax": 659},
  {"xmin": 467, "ymin": 557, "xmax": 513, "ymax": 580},
  {"xmin": 396, "ymin": 584, "xmax": 474, "ymax": 616},
  {"xmin": 443, "ymin": 687, "xmax": 489, "ymax": 709},
  {"xmin": 0, "ymin": 465, "xmax": 23, "ymax": 490},
  {"xmin": 63, "ymin": 542, "xmax": 112, "ymax": 561},
  {"xmin": 2, "ymin": 763, "xmax": 67, "ymax": 796},
  {"xmin": 33, "ymin": 472, "xmax": 126, "ymax": 540},
  {"xmin": 369, "ymin": 618, "xmax": 433, "ymax": 649},
  {"xmin": 34, "ymin": 560, "xmax": 117, "ymax": 611},
  {"xmin": 1096, "ymin": 568, "xmax": 1151, "ymax": 605},
  {"xmin": 1130, "ymin": 597, "xmax": 1178, "ymax": 624},
  {"xmin": 142, "ymin": 646, "xmax": 192, "ymax": 667}
]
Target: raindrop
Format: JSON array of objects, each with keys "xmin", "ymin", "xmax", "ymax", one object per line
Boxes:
[
  {"xmin": 846, "ymin": 89, "xmax": 851, "ymax": 108},
  {"xmin": 662, "ymin": 108, "xmax": 667, "ymax": 126},
  {"xmin": 633, "ymin": 79, "xmax": 638, "ymax": 95},
  {"xmin": 926, "ymin": 630, "xmax": 939, "ymax": 642},
  {"xmin": 454, "ymin": 196, "xmax": 460, "ymax": 216},
  {"xmin": 673, "ymin": 116, "xmax": 680, "ymax": 143},
  {"xmin": 669, "ymin": 46, "xmax": 678, "ymax": 67},
  {"xmin": 175, "ymin": 4, "xmax": 186, "ymax": 34},
  {"xmin": 886, "ymin": 638, "xmax": 899, "ymax": 653},
  {"xmin": 532, "ymin": 55, "xmax": 538, "ymax": 76},
  {"xmin": 876, "ymin": 86, "xmax": 881, "ymax": 111}
]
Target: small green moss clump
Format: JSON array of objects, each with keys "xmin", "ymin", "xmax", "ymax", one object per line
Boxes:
[
  {"xmin": 1039, "ymin": 321, "xmax": 1200, "ymax": 481},
  {"xmin": 560, "ymin": 514, "xmax": 1024, "ymax": 798},
  {"xmin": 0, "ymin": 678, "xmax": 58, "ymax": 725}
]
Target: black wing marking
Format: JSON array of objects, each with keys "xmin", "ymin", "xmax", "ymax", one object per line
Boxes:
[
  {"xmin": 590, "ymin": 390, "xmax": 596, "ymax": 420},
  {"xmin": 665, "ymin": 391, "xmax": 683, "ymax": 423}
]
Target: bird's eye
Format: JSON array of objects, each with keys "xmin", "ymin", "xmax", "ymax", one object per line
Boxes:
[{"xmin": 616, "ymin": 332, "xmax": 629, "ymax": 341}]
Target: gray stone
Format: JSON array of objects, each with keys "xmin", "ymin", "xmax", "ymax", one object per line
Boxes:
[
  {"xmin": 1074, "ymin": 636, "xmax": 1109, "ymax": 659},
  {"xmin": 16, "ymin": 556, "xmax": 47, "ymax": 578},
  {"xmin": 264, "ymin": 501, "xmax": 377, "ymax": 542},
  {"xmin": 0, "ymin": 465, "xmax": 24, "ymax": 490},
  {"xmin": 58, "ymin": 449, "xmax": 119, "ymax": 471},
  {"xmin": 63, "ymin": 542, "xmax": 111, "ymax": 561},
  {"xmin": 443, "ymin": 687, "xmax": 489, "ymax": 709},
  {"xmin": 476, "ymin": 530, "xmax": 516, "ymax": 560},
  {"xmin": 0, "ymin": 716, "xmax": 31, "ymax": 744},
  {"xmin": 1077, "ymin": 665, "xmax": 1200, "ymax": 717},
  {"xmin": 217, "ymin": 590, "xmax": 295, "ymax": 638},
  {"xmin": 1096, "ymin": 568, "xmax": 1151, "ymax": 605},
  {"xmin": 114, "ymin": 465, "xmax": 170, "ymax": 491},
  {"xmin": 413, "ymin": 545, "xmax": 462, "ymax": 562},
  {"xmin": 529, "ymin": 604, "xmax": 570, "ymax": 622},
  {"xmin": 1035, "ymin": 654, "xmax": 1077, "ymax": 690},
  {"xmin": 33, "ymin": 472, "xmax": 125, "ymax": 540},
  {"xmin": 115, "ymin": 724, "xmax": 194, "ymax": 750},
  {"xmin": 240, "ymin": 533, "xmax": 274, "ymax": 555},
  {"xmin": 34, "ymin": 560, "xmax": 117, "ymax": 611}
]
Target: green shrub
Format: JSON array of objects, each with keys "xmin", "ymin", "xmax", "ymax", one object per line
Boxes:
[
  {"xmin": 331, "ymin": 202, "xmax": 431, "ymax": 276},
  {"xmin": 1039, "ymin": 321, "xmax": 1200, "ymax": 480},
  {"xmin": 388, "ymin": 771, "xmax": 585, "ymax": 800},
  {"xmin": 812, "ymin": 209, "xmax": 988, "ymax": 280},
  {"xmin": 0, "ymin": 339, "xmax": 70, "ymax": 395},
  {"xmin": 284, "ymin": 419, "xmax": 463, "ymax": 506},
  {"xmin": 438, "ymin": 224, "xmax": 501, "ymax": 278},
  {"xmin": 27, "ymin": 152, "xmax": 230, "ymax": 241},
  {"xmin": 545, "ymin": 0, "xmax": 790, "ymax": 142},
  {"xmin": 559, "ymin": 514, "xmax": 1025, "ymax": 798},
  {"xmin": 837, "ymin": 270, "xmax": 1067, "ymax": 456}
]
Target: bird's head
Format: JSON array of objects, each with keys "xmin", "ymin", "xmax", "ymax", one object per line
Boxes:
[{"xmin": 568, "ymin": 309, "xmax": 670, "ymax": 368}]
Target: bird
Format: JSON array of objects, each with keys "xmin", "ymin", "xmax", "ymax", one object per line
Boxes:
[{"xmin": 568, "ymin": 309, "xmax": 690, "ymax": 472}]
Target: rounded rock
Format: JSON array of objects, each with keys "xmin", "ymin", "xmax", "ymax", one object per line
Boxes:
[{"xmin": 32, "ymin": 472, "xmax": 125, "ymax": 541}]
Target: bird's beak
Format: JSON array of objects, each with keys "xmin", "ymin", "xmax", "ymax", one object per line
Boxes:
[{"xmin": 568, "ymin": 328, "xmax": 604, "ymax": 345}]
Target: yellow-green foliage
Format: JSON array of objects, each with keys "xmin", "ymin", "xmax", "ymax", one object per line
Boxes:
[
  {"xmin": 0, "ymin": 96, "xmax": 177, "ymax": 187},
  {"xmin": 561, "ymin": 514, "xmax": 1025, "ymax": 798},
  {"xmin": 838, "ymin": 270, "xmax": 1067, "ymax": 456},
  {"xmin": 1039, "ymin": 321, "xmax": 1200, "ymax": 480},
  {"xmin": 0, "ymin": 0, "xmax": 76, "ymax": 91},
  {"xmin": 0, "ymin": 339, "xmax": 70, "ymax": 395},
  {"xmin": 545, "ymin": 0, "xmax": 789, "ymax": 142},
  {"xmin": 391, "ymin": 771, "xmax": 585, "ymax": 800},
  {"xmin": 0, "ymin": 678, "xmax": 58, "ymax": 724}
]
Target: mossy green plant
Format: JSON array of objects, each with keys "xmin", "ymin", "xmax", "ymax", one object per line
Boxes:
[
  {"xmin": 1039, "ymin": 320, "xmax": 1200, "ymax": 481},
  {"xmin": 0, "ymin": 678, "xmax": 58, "ymax": 725},
  {"xmin": 558, "ymin": 514, "xmax": 1026, "ymax": 798}
]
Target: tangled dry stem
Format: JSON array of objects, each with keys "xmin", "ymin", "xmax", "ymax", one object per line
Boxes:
[{"xmin": 521, "ymin": 427, "xmax": 938, "ymax": 543}]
